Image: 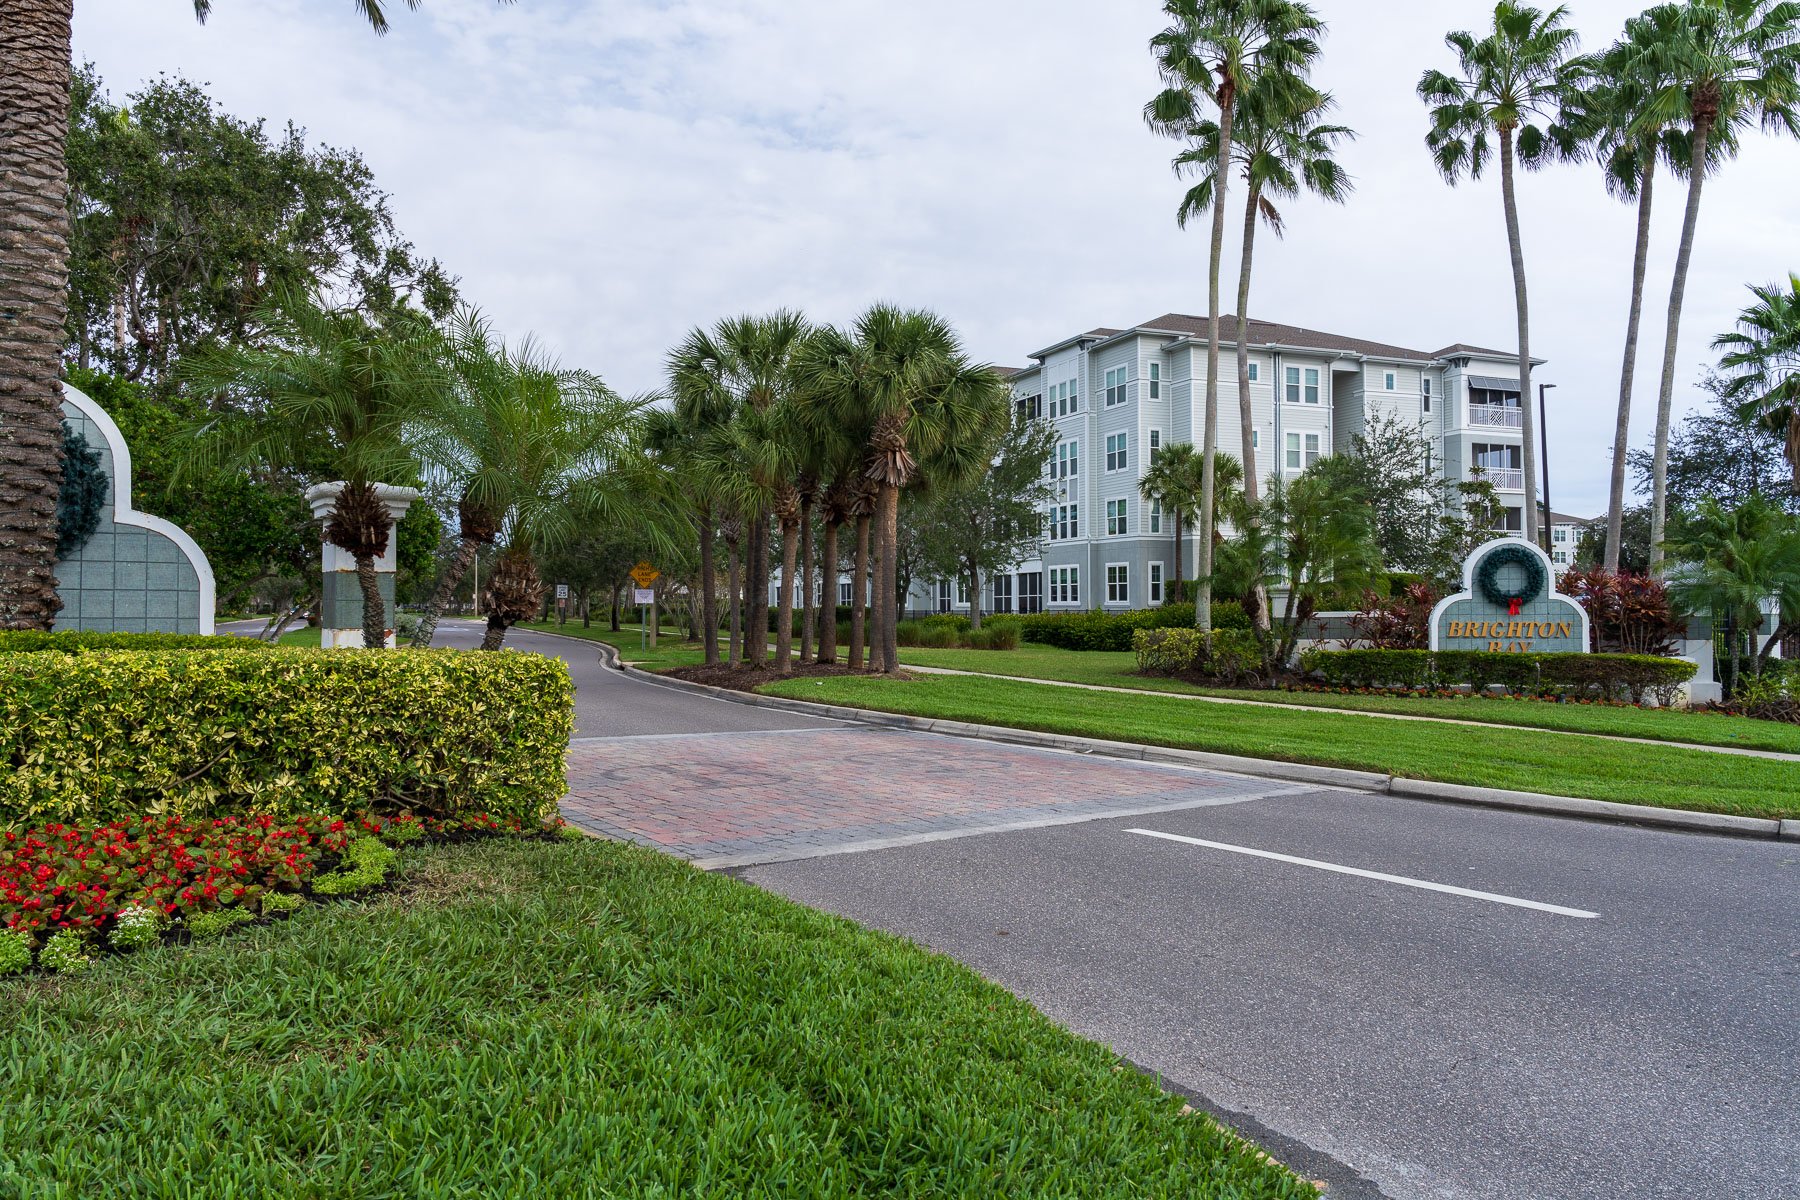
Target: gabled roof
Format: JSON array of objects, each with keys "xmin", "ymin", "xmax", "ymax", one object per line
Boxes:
[
  {"xmin": 1432, "ymin": 342, "xmax": 1517, "ymax": 359},
  {"xmin": 992, "ymin": 365, "xmax": 1028, "ymax": 379},
  {"xmin": 1132, "ymin": 313, "xmax": 1437, "ymax": 362}
]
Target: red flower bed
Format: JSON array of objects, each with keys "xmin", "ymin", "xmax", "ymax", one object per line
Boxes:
[{"xmin": 2, "ymin": 811, "xmax": 551, "ymax": 937}]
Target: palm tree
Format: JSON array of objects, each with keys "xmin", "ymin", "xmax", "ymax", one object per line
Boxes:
[
  {"xmin": 1419, "ymin": 2, "xmax": 1582, "ymax": 550},
  {"xmin": 1558, "ymin": 17, "xmax": 1701, "ymax": 572},
  {"xmin": 0, "ymin": 0, "xmax": 510, "ymax": 630},
  {"xmin": 1630, "ymin": 0, "xmax": 1800, "ymax": 570},
  {"xmin": 1665, "ymin": 494, "xmax": 1800, "ymax": 690},
  {"xmin": 180, "ymin": 290, "xmax": 442, "ymax": 648},
  {"xmin": 1147, "ymin": 0, "xmax": 1324, "ymax": 646},
  {"xmin": 1138, "ymin": 441, "xmax": 1207, "ymax": 600},
  {"xmin": 1715, "ymin": 272, "xmax": 1800, "ymax": 490},
  {"xmin": 412, "ymin": 308, "xmax": 646, "ymax": 649}
]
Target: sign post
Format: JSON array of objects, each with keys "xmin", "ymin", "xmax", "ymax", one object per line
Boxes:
[{"xmin": 629, "ymin": 562, "xmax": 661, "ymax": 651}]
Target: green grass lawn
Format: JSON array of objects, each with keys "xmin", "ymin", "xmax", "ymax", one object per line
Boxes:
[
  {"xmin": 0, "ymin": 838, "xmax": 1311, "ymax": 1198},
  {"xmin": 763, "ymin": 671, "xmax": 1799, "ymax": 820},
  {"xmin": 274, "ymin": 626, "xmax": 320, "ymax": 648},
  {"xmin": 895, "ymin": 643, "xmax": 1800, "ymax": 756},
  {"xmin": 513, "ymin": 620, "xmax": 711, "ymax": 671}
]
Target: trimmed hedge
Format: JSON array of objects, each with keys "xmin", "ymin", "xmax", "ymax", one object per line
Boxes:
[
  {"xmin": 1298, "ymin": 647, "xmax": 1696, "ymax": 705},
  {"xmin": 0, "ymin": 647, "xmax": 572, "ymax": 826},
  {"xmin": 1133, "ymin": 627, "xmax": 1262, "ymax": 684},
  {"xmin": 1022, "ymin": 601, "xmax": 1249, "ymax": 652},
  {"xmin": 0, "ymin": 630, "xmax": 270, "ymax": 654},
  {"xmin": 895, "ymin": 618, "xmax": 1022, "ymax": 650}
]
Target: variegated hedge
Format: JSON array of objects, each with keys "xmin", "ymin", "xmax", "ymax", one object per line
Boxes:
[{"xmin": 0, "ymin": 648, "xmax": 572, "ymax": 825}]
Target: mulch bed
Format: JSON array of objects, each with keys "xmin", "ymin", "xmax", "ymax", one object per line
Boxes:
[{"xmin": 664, "ymin": 660, "xmax": 908, "ymax": 693}]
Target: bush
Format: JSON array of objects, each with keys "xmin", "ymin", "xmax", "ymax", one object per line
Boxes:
[
  {"xmin": 310, "ymin": 835, "xmax": 398, "ymax": 896},
  {"xmin": 1134, "ymin": 628, "xmax": 1201, "ymax": 674},
  {"xmin": 1023, "ymin": 601, "xmax": 1248, "ymax": 652},
  {"xmin": 895, "ymin": 618, "xmax": 1021, "ymax": 650},
  {"xmin": 0, "ymin": 929, "xmax": 28, "ymax": 976},
  {"xmin": 0, "ymin": 630, "xmax": 267, "ymax": 654},
  {"xmin": 1298, "ymin": 648, "xmax": 1695, "ymax": 703},
  {"xmin": 1204, "ymin": 629, "xmax": 1264, "ymax": 686},
  {"xmin": 0, "ymin": 647, "xmax": 572, "ymax": 826},
  {"xmin": 38, "ymin": 930, "xmax": 92, "ymax": 974},
  {"xmin": 966, "ymin": 622, "xmax": 1022, "ymax": 650},
  {"xmin": 1724, "ymin": 671, "xmax": 1800, "ymax": 724},
  {"xmin": 1559, "ymin": 568, "xmax": 1684, "ymax": 655}
]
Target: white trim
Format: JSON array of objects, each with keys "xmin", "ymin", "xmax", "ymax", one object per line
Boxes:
[
  {"xmin": 1148, "ymin": 560, "xmax": 1165, "ymax": 606},
  {"xmin": 61, "ymin": 382, "xmax": 216, "ymax": 634},
  {"xmin": 1426, "ymin": 536, "xmax": 1590, "ymax": 652},
  {"xmin": 1104, "ymin": 561, "xmax": 1130, "ymax": 607}
]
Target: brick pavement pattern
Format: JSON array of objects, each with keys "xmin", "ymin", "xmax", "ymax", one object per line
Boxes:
[{"xmin": 561, "ymin": 727, "xmax": 1299, "ymax": 866}]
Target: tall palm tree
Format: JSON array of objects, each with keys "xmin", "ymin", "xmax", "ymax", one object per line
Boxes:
[
  {"xmin": 412, "ymin": 308, "xmax": 646, "ymax": 649},
  {"xmin": 1558, "ymin": 17, "xmax": 1704, "ymax": 572},
  {"xmin": 1138, "ymin": 441, "xmax": 1207, "ymax": 600},
  {"xmin": 655, "ymin": 325, "xmax": 742, "ymax": 665},
  {"xmin": 1147, "ymin": 0, "xmax": 1323, "ymax": 647},
  {"xmin": 1629, "ymin": 0, "xmax": 1800, "ymax": 571},
  {"xmin": 0, "ymin": 0, "xmax": 511, "ymax": 629},
  {"xmin": 1419, "ymin": 2, "xmax": 1582, "ymax": 550},
  {"xmin": 1715, "ymin": 272, "xmax": 1800, "ymax": 490},
  {"xmin": 180, "ymin": 290, "xmax": 442, "ymax": 648}
]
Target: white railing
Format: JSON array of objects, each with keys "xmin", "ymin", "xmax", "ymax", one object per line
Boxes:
[
  {"xmin": 1474, "ymin": 467, "xmax": 1525, "ymax": 490},
  {"xmin": 1468, "ymin": 404, "xmax": 1523, "ymax": 428}
]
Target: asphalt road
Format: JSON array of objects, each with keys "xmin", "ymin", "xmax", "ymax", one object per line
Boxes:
[{"xmin": 744, "ymin": 790, "xmax": 1800, "ymax": 1200}]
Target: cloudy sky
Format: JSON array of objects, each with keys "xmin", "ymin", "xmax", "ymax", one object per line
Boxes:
[{"xmin": 74, "ymin": 0, "xmax": 1798, "ymax": 516}]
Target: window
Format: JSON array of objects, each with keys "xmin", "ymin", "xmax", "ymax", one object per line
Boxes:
[
  {"xmin": 936, "ymin": 580, "xmax": 951, "ymax": 612},
  {"xmin": 1285, "ymin": 431, "xmax": 1302, "ymax": 470},
  {"xmin": 1050, "ymin": 504, "xmax": 1079, "ymax": 540},
  {"xmin": 1106, "ymin": 498, "xmax": 1129, "ymax": 535},
  {"xmin": 1500, "ymin": 506, "xmax": 1523, "ymax": 532},
  {"xmin": 1017, "ymin": 571, "xmax": 1043, "ymax": 613},
  {"xmin": 1285, "ymin": 366, "xmax": 1301, "ymax": 404},
  {"xmin": 1148, "ymin": 562, "xmax": 1165, "ymax": 605},
  {"xmin": 1106, "ymin": 564, "xmax": 1129, "ymax": 605},
  {"xmin": 1247, "ymin": 362, "xmax": 1260, "ymax": 382},
  {"xmin": 1553, "ymin": 550, "xmax": 1568, "ymax": 565},
  {"xmin": 1553, "ymin": 526, "xmax": 1568, "ymax": 543},
  {"xmin": 1106, "ymin": 432, "xmax": 1128, "ymax": 472},
  {"xmin": 1053, "ymin": 381, "xmax": 1081, "ymax": 417},
  {"xmin": 992, "ymin": 573, "xmax": 1013, "ymax": 613},
  {"xmin": 1050, "ymin": 566, "xmax": 1080, "ymax": 604},
  {"xmin": 838, "ymin": 580, "xmax": 853, "ymax": 606},
  {"xmin": 1148, "ymin": 428, "xmax": 1162, "ymax": 461},
  {"xmin": 1149, "ymin": 498, "xmax": 1162, "ymax": 534},
  {"xmin": 1384, "ymin": 370, "xmax": 1397, "ymax": 391},
  {"xmin": 1251, "ymin": 429, "xmax": 1260, "ymax": 449},
  {"xmin": 1105, "ymin": 366, "xmax": 1128, "ymax": 407},
  {"xmin": 1017, "ymin": 392, "xmax": 1042, "ymax": 420},
  {"xmin": 1304, "ymin": 432, "xmax": 1321, "ymax": 467},
  {"xmin": 1305, "ymin": 368, "xmax": 1320, "ymax": 404},
  {"xmin": 1056, "ymin": 440, "xmax": 1079, "ymax": 479},
  {"xmin": 1148, "ymin": 362, "xmax": 1161, "ymax": 399},
  {"xmin": 1422, "ymin": 377, "xmax": 1432, "ymax": 413},
  {"xmin": 956, "ymin": 577, "xmax": 970, "ymax": 606}
]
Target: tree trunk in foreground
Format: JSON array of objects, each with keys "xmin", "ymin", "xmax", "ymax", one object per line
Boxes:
[
  {"xmin": 1195, "ymin": 87, "xmax": 1234, "ymax": 651},
  {"xmin": 412, "ymin": 534, "xmax": 481, "ymax": 647},
  {"xmin": 1604, "ymin": 160, "xmax": 1655, "ymax": 574},
  {"xmin": 354, "ymin": 552, "xmax": 386, "ymax": 649},
  {"xmin": 798, "ymin": 503, "xmax": 814, "ymax": 663},
  {"xmin": 850, "ymin": 515, "xmax": 870, "ymax": 670},
  {"xmin": 0, "ymin": 0, "xmax": 75, "ymax": 631},
  {"xmin": 775, "ymin": 517, "xmax": 799, "ymax": 677},
  {"xmin": 698, "ymin": 509, "xmax": 718, "ymax": 665},
  {"xmin": 817, "ymin": 519, "xmax": 839, "ymax": 664},
  {"xmin": 1649, "ymin": 115, "xmax": 1712, "ymax": 574},
  {"xmin": 876, "ymin": 483, "xmax": 901, "ymax": 674},
  {"xmin": 1236, "ymin": 180, "xmax": 1272, "ymax": 633},
  {"xmin": 746, "ymin": 515, "xmax": 769, "ymax": 667},
  {"xmin": 726, "ymin": 539, "xmax": 742, "ymax": 666},
  {"xmin": 1499, "ymin": 126, "xmax": 1539, "ymax": 546}
]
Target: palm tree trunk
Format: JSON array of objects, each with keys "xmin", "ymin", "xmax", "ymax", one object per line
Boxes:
[
  {"xmin": 726, "ymin": 540, "xmax": 742, "ymax": 666},
  {"xmin": 817, "ymin": 520, "xmax": 839, "ymax": 664},
  {"xmin": 1499, "ymin": 126, "xmax": 1539, "ymax": 547},
  {"xmin": 747, "ymin": 514, "xmax": 769, "ymax": 667},
  {"xmin": 1605, "ymin": 160, "xmax": 1656, "ymax": 574},
  {"xmin": 353, "ymin": 551, "xmax": 386, "ymax": 649},
  {"xmin": 851, "ymin": 515, "xmax": 871, "ymax": 670},
  {"xmin": 876, "ymin": 484, "xmax": 901, "ymax": 673},
  {"xmin": 1237, "ymin": 181, "xmax": 1273, "ymax": 633},
  {"xmin": 479, "ymin": 615, "xmax": 507, "ymax": 651},
  {"xmin": 776, "ymin": 518, "xmax": 799, "ymax": 676},
  {"xmin": 1171, "ymin": 509, "xmax": 1183, "ymax": 600},
  {"xmin": 1649, "ymin": 117, "xmax": 1712, "ymax": 574},
  {"xmin": 697, "ymin": 509, "xmax": 718, "ymax": 665},
  {"xmin": 0, "ymin": 0, "xmax": 75, "ymax": 631},
  {"xmin": 1195, "ymin": 87, "xmax": 1234, "ymax": 651},
  {"xmin": 412, "ymin": 534, "xmax": 481, "ymax": 647},
  {"xmin": 798, "ymin": 504, "xmax": 815, "ymax": 664},
  {"xmin": 968, "ymin": 561, "xmax": 982, "ymax": 631}
]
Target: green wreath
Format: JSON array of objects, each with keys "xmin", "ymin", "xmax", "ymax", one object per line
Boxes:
[
  {"xmin": 56, "ymin": 422, "xmax": 108, "ymax": 559},
  {"xmin": 1475, "ymin": 543, "xmax": 1546, "ymax": 613}
]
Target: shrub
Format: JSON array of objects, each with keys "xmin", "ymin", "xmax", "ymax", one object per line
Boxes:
[
  {"xmin": 1300, "ymin": 648, "xmax": 1430, "ymax": 689},
  {"xmin": 261, "ymin": 891, "xmax": 305, "ymax": 915},
  {"xmin": 965, "ymin": 622, "xmax": 1021, "ymax": 650},
  {"xmin": 1204, "ymin": 629, "xmax": 1264, "ymax": 686},
  {"xmin": 0, "ymin": 929, "xmax": 29, "ymax": 976},
  {"xmin": 918, "ymin": 613, "xmax": 972, "ymax": 632},
  {"xmin": 0, "ymin": 630, "xmax": 267, "ymax": 655},
  {"xmin": 310, "ymin": 835, "xmax": 398, "ymax": 896},
  {"xmin": 895, "ymin": 618, "xmax": 1020, "ymax": 650},
  {"xmin": 1559, "ymin": 568, "xmax": 1684, "ymax": 655},
  {"xmin": 187, "ymin": 908, "xmax": 256, "ymax": 941},
  {"xmin": 39, "ymin": 930, "xmax": 92, "ymax": 974},
  {"xmin": 1022, "ymin": 601, "xmax": 1248, "ymax": 652},
  {"xmin": 108, "ymin": 905, "xmax": 165, "ymax": 952},
  {"xmin": 0, "ymin": 646, "xmax": 572, "ymax": 826},
  {"xmin": 1134, "ymin": 628, "xmax": 1201, "ymax": 674},
  {"xmin": 1724, "ymin": 671, "xmax": 1800, "ymax": 724},
  {"xmin": 1298, "ymin": 648, "xmax": 1695, "ymax": 702},
  {"xmin": 1348, "ymin": 582, "xmax": 1438, "ymax": 650}
]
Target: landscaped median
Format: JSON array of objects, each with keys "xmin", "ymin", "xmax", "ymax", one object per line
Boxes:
[
  {"xmin": 1, "ymin": 835, "xmax": 1318, "ymax": 1198},
  {"xmin": 758, "ymin": 671, "xmax": 1800, "ymax": 821}
]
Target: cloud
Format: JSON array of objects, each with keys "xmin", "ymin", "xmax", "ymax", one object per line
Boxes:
[{"xmin": 73, "ymin": 0, "xmax": 1800, "ymax": 514}]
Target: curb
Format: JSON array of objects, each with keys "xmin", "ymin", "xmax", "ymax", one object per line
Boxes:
[{"xmin": 599, "ymin": 652, "xmax": 1797, "ymax": 843}]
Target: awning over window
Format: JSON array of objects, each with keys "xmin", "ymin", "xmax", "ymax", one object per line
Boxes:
[{"xmin": 1467, "ymin": 374, "xmax": 1521, "ymax": 393}]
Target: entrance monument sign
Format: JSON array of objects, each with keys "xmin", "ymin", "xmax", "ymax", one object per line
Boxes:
[{"xmin": 1429, "ymin": 537, "xmax": 1588, "ymax": 654}]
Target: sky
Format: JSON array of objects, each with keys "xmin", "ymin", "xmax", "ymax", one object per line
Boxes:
[{"xmin": 72, "ymin": 0, "xmax": 1800, "ymax": 517}]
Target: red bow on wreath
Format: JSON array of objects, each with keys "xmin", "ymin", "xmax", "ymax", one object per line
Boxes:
[{"xmin": 1508, "ymin": 597, "xmax": 1523, "ymax": 617}]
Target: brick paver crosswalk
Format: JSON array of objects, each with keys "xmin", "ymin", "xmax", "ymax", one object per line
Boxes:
[{"xmin": 561, "ymin": 727, "xmax": 1301, "ymax": 868}]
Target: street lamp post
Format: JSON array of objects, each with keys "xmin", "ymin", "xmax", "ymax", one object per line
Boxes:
[{"xmin": 1538, "ymin": 383, "xmax": 1556, "ymax": 553}]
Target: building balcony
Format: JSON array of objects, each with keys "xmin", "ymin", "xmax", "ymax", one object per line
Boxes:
[
  {"xmin": 1468, "ymin": 404, "xmax": 1523, "ymax": 429},
  {"xmin": 1473, "ymin": 467, "xmax": 1525, "ymax": 490}
]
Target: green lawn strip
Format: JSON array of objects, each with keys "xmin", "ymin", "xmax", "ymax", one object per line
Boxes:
[
  {"xmin": 762, "ymin": 672, "xmax": 1797, "ymax": 820},
  {"xmin": 273, "ymin": 627, "xmax": 320, "ymax": 648},
  {"xmin": 512, "ymin": 620, "xmax": 710, "ymax": 671},
  {"xmin": 896, "ymin": 643, "xmax": 1800, "ymax": 756},
  {"xmin": 0, "ymin": 839, "xmax": 1310, "ymax": 1198}
]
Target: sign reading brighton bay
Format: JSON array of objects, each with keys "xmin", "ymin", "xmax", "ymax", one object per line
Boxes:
[{"xmin": 1429, "ymin": 537, "xmax": 1589, "ymax": 654}]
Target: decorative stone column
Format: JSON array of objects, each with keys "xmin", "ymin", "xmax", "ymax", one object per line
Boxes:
[{"xmin": 304, "ymin": 482, "xmax": 420, "ymax": 648}]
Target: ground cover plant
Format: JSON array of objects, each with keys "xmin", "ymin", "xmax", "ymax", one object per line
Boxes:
[
  {"xmin": 0, "ymin": 646, "xmax": 571, "ymax": 825},
  {"xmin": 891, "ymin": 643, "xmax": 1800, "ymax": 755},
  {"xmin": 0, "ymin": 837, "xmax": 1317, "ymax": 1198},
  {"xmin": 761, "ymin": 672, "xmax": 1800, "ymax": 819}
]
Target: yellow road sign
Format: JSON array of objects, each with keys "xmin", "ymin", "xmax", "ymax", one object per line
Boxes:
[{"xmin": 629, "ymin": 561, "xmax": 660, "ymax": 587}]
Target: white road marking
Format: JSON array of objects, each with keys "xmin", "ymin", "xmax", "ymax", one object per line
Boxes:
[{"xmin": 1125, "ymin": 828, "xmax": 1600, "ymax": 919}]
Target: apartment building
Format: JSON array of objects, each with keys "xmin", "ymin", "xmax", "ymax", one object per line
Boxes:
[{"xmin": 916, "ymin": 312, "xmax": 1541, "ymax": 615}]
